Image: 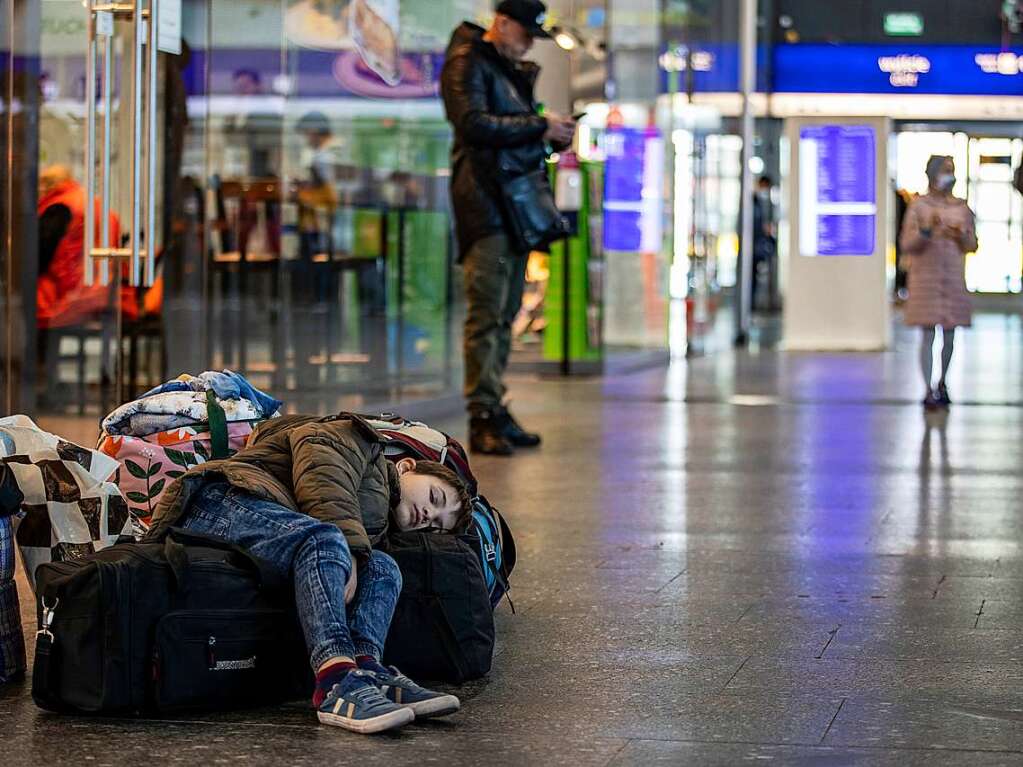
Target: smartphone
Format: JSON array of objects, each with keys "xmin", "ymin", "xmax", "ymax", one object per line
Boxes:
[{"xmin": 572, "ymin": 111, "xmax": 587, "ymax": 121}]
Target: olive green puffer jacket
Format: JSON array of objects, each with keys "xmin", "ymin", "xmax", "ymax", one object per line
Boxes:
[{"xmin": 147, "ymin": 413, "xmax": 399, "ymax": 561}]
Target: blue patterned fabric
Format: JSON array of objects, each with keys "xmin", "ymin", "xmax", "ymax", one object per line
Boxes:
[
  {"xmin": 141, "ymin": 370, "xmax": 282, "ymax": 417},
  {"xmin": 0, "ymin": 515, "xmax": 26, "ymax": 682}
]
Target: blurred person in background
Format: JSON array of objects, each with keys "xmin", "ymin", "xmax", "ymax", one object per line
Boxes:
[
  {"xmin": 899, "ymin": 155, "xmax": 977, "ymax": 410},
  {"xmin": 752, "ymin": 175, "xmax": 777, "ymax": 312},
  {"xmin": 893, "ymin": 187, "xmax": 915, "ymax": 303},
  {"xmin": 36, "ymin": 164, "xmax": 127, "ymax": 330},
  {"xmin": 226, "ymin": 68, "xmax": 282, "ymax": 178}
]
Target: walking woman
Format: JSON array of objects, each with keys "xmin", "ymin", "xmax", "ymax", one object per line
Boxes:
[{"xmin": 899, "ymin": 155, "xmax": 978, "ymax": 409}]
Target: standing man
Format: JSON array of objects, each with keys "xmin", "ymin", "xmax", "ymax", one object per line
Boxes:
[{"xmin": 441, "ymin": 0, "xmax": 576, "ymax": 456}]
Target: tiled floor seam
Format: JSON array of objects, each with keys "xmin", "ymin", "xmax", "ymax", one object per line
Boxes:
[
  {"xmin": 815, "ymin": 624, "xmax": 842, "ymax": 658},
  {"xmin": 598, "ymin": 739, "xmax": 634, "ymax": 767},
  {"xmin": 719, "ymin": 654, "xmax": 753, "ymax": 691},
  {"xmin": 606, "ymin": 736, "xmax": 1023, "ymax": 757},
  {"xmin": 818, "ymin": 697, "xmax": 847, "ymax": 744}
]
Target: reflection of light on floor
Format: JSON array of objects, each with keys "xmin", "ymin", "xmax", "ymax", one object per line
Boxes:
[
  {"xmin": 729, "ymin": 395, "xmax": 779, "ymax": 406},
  {"xmin": 669, "ymin": 299, "xmax": 687, "ymax": 358}
]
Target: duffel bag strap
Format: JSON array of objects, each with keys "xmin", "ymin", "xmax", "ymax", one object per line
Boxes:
[
  {"xmin": 162, "ymin": 527, "xmax": 288, "ymax": 599},
  {"xmin": 31, "ymin": 596, "xmax": 60, "ymax": 709}
]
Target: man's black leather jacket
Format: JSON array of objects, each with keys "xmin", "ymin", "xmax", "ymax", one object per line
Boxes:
[{"xmin": 440, "ymin": 22, "xmax": 551, "ymax": 260}]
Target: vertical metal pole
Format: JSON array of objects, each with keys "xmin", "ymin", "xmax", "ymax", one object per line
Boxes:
[
  {"xmin": 84, "ymin": 1, "xmax": 97, "ymax": 286},
  {"xmin": 131, "ymin": 0, "xmax": 144, "ymax": 286},
  {"xmin": 396, "ymin": 208, "xmax": 406, "ymax": 395},
  {"xmin": 736, "ymin": 0, "xmax": 757, "ymax": 345},
  {"xmin": 561, "ymin": 239, "xmax": 570, "ymax": 376},
  {"xmin": 4, "ymin": 0, "xmax": 16, "ymax": 413},
  {"xmin": 146, "ymin": 0, "xmax": 158, "ymax": 286},
  {"xmin": 101, "ymin": 24, "xmax": 112, "ymax": 284}
]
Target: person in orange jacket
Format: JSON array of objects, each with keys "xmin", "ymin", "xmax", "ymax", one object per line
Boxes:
[{"xmin": 36, "ymin": 165, "xmax": 138, "ymax": 328}]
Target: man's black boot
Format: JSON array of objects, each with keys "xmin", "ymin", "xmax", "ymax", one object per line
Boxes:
[
  {"xmin": 469, "ymin": 411, "xmax": 514, "ymax": 456},
  {"xmin": 497, "ymin": 406, "xmax": 542, "ymax": 448}
]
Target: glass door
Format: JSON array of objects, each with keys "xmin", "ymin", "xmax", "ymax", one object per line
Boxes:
[
  {"xmin": 4, "ymin": 0, "xmax": 483, "ymax": 440},
  {"xmin": 1, "ymin": 0, "xmax": 163, "ymax": 440}
]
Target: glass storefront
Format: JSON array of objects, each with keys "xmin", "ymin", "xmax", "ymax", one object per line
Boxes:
[{"xmin": 2, "ymin": 0, "xmax": 492, "ymax": 438}]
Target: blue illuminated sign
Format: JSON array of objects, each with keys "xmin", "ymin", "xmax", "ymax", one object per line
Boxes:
[
  {"xmin": 658, "ymin": 43, "xmax": 770, "ymax": 94},
  {"xmin": 774, "ymin": 44, "xmax": 1023, "ymax": 96}
]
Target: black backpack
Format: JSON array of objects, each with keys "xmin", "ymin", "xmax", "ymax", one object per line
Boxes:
[
  {"xmin": 362, "ymin": 412, "xmax": 517, "ymax": 607},
  {"xmin": 382, "ymin": 531, "xmax": 495, "ymax": 684},
  {"xmin": 32, "ymin": 527, "xmax": 311, "ymax": 714}
]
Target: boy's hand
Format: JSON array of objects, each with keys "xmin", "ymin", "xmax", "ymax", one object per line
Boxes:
[{"xmin": 344, "ymin": 566, "xmax": 358, "ymax": 604}]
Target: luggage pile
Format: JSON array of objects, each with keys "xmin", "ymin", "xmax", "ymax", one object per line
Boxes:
[
  {"xmin": 4, "ymin": 389, "xmax": 516, "ymax": 711},
  {"xmin": 97, "ymin": 371, "xmax": 281, "ymax": 527}
]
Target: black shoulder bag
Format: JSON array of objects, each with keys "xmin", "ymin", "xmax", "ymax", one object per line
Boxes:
[{"xmin": 499, "ymin": 168, "xmax": 570, "ymax": 252}]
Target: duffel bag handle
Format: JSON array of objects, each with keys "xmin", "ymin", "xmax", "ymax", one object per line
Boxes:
[
  {"xmin": 163, "ymin": 527, "xmax": 287, "ymax": 598},
  {"xmin": 206, "ymin": 390, "xmax": 231, "ymax": 459}
]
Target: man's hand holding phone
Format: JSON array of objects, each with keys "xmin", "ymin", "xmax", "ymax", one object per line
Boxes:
[{"xmin": 543, "ymin": 112, "xmax": 577, "ymax": 146}]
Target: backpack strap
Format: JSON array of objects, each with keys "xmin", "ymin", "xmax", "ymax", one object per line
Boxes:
[{"xmin": 379, "ymin": 431, "xmax": 442, "ymax": 462}]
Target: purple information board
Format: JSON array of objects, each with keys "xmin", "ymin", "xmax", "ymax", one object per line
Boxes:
[{"xmin": 798, "ymin": 125, "xmax": 877, "ymax": 257}]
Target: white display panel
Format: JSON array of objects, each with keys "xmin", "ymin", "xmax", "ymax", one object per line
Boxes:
[{"xmin": 783, "ymin": 117, "xmax": 891, "ymax": 351}]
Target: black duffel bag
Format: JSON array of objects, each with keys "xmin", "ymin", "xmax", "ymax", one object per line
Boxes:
[
  {"xmin": 32, "ymin": 527, "xmax": 311, "ymax": 714},
  {"xmin": 383, "ymin": 531, "xmax": 495, "ymax": 684}
]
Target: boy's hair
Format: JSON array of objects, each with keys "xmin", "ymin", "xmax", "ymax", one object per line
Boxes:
[{"xmin": 411, "ymin": 460, "xmax": 473, "ymax": 532}]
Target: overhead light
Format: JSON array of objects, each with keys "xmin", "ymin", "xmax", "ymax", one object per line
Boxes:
[{"xmin": 553, "ymin": 26, "xmax": 579, "ymax": 51}]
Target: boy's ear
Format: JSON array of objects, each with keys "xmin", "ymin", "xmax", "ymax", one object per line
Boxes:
[{"xmin": 394, "ymin": 457, "xmax": 416, "ymax": 475}]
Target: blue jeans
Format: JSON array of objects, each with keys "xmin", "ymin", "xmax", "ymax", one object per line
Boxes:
[{"xmin": 181, "ymin": 482, "xmax": 401, "ymax": 670}]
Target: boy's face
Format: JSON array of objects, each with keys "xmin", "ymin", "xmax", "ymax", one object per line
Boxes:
[{"xmin": 393, "ymin": 460, "xmax": 463, "ymax": 533}]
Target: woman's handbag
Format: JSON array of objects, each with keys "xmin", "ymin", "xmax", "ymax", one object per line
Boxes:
[{"xmin": 499, "ymin": 169, "xmax": 570, "ymax": 252}]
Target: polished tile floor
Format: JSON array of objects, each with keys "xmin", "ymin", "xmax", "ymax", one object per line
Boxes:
[{"xmin": 5, "ymin": 313, "xmax": 1023, "ymax": 765}]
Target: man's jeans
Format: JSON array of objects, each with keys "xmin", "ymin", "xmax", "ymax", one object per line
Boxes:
[
  {"xmin": 463, "ymin": 233, "xmax": 527, "ymax": 414},
  {"xmin": 182, "ymin": 482, "xmax": 401, "ymax": 671}
]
